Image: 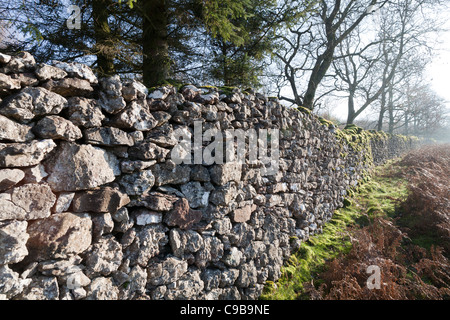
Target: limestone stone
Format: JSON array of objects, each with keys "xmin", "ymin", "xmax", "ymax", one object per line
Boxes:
[
  {"xmin": 111, "ymin": 101, "xmax": 158, "ymax": 131},
  {"xmin": 0, "ymin": 139, "xmax": 56, "ymax": 168},
  {"xmin": 33, "ymin": 115, "xmax": 82, "ymax": 141},
  {"xmin": 98, "ymin": 76, "xmax": 126, "ymax": 114},
  {"xmin": 209, "ymin": 162, "xmax": 242, "ymax": 185},
  {"xmin": 0, "ymin": 169, "xmax": 25, "ymax": 192},
  {"xmin": 0, "ymin": 265, "xmax": 30, "ymax": 299},
  {"xmin": 85, "ymin": 277, "xmax": 119, "ymax": 300},
  {"xmin": 0, "ymin": 183, "xmax": 56, "ymax": 221},
  {"xmin": 0, "ymin": 53, "xmax": 11, "ymax": 64},
  {"xmin": 0, "ymin": 52, "xmax": 36, "ymax": 74},
  {"xmin": 148, "ymin": 86, "xmax": 172, "ymax": 100},
  {"xmin": 122, "ymin": 79, "xmax": 148, "ymax": 101},
  {"xmin": 134, "ymin": 209, "xmax": 162, "ymax": 226},
  {"xmin": 128, "ymin": 140, "xmax": 170, "ymax": 161},
  {"xmin": 118, "ymin": 170, "xmax": 155, "ymax": 196},
  {"xmin": 0, "ymin": 220, "xmax": 29, "ymax": 264},
  {"xmin": 22, "ymin": 164, "xmax": 48, "ymax": 183},
  {"xmin": 0, "ymin": 87, "xmax": 67, "ymax": 123},
  {"xmin": 45, "ymin": 142, "xmax": 120, "ymax": 192},
  {"xmin": 52, "ymin": 60, "xmax": 98, "ymax": 84},
  {"xmin": 34, "ymin": 63, "xmax": 68, "ymax": 81},
  {"xmin": 84, "ymin": 127, "xmax": 134, "ymax": 146},
  {"xmin": 42, "ymin": 78, "xmax": 93, "ymax": 97},
  {"xmin": 72, "ymin": 187, "xmax": 130, "ymax": 214},
  {"xmin": 67, "ymin": 97, "xmax": 105, "ymax": 128},
  {"xmin": 0, "ymin": 73, "xmax": 21, "ymax": 92},
  {"xmin": 85, "ymin": 236, "xmax": 123, "ymax": 276},
  {"xmin": 151, "ymin": 161, "xmax": 191, "ymax": 186},
  {"xmin": 26, "ymin": 212, "xmax": 92, "ymax": 261},
  {"xmin": 53, "ymin": 192, "xmax": 75, "ymax": 213}
]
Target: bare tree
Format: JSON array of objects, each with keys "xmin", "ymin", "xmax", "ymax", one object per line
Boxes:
[{"xmin": 273, "ymin": 0, "xmax": 389, "ymax": 110}]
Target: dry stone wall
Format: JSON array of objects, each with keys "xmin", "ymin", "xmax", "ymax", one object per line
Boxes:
[{"xmin": 0, "ymin": 52, "xmax": 419, "ymax": 300}]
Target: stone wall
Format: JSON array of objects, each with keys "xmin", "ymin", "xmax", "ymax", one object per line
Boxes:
[{"xmin": 0, "ymin": 52, "xmax": 419, "ymax": 300}]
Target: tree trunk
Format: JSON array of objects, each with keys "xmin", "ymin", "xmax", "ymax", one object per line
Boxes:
[
  {"xmin": 377, "ymin": 81, "xmax": 388, "ymax": 131},
  {"xmin": 303, "ymin": 50, "xmax": 334, "ymax": 110},
  {"xmin": 92, "ymin": 0, "xmax": 115, "ymax": 76},
  {"xmin": 388, "ymin": 83, "xmax": 394, "ymax": 134},
  {"xmin": 346, "ymin": 87, "xmax": 356, "ymax": 125},
  {"xmin": 404, "ymin": 111, "xmax": 409, "ymax": 135},
  {"xmin": 142, "ymin": 0, "xmax": 169, "ymax": 87}
]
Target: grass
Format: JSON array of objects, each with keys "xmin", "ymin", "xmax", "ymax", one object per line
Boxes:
[{"xmin": 260, "ymin": 160, "xmax": 409, "ymax": 300}]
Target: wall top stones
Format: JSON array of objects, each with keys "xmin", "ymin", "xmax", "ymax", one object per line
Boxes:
[{"xmin": 0, "ymin": 52, "xmax": 419, "ymax": 300}]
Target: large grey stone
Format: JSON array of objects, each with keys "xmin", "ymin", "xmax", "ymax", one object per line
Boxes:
[
  {"xmin": 42, "ymin": 78, "xmax": 93, "ymax": 97},
  {"xmin": 209, "ymin": 162, "xmax": 242, "ymax": 185},
  {"xmin": 67, "ymin": 97, "xmax": 105, "ymax": 128},
  {"xmin": 118, "ymin": 170, "xmax": 155, "ymax": 196},
  {"xmin": 45, "ymin": 142, "xmax": 120, "ymax": 192},
  {"xmin": 33, "ymin": 115, "xmax": 82, "ymax": 141},
  {"xmin": 0, "ymin": 73, "xmax": 21, "ymax": 92},
  {"xmin": 0, "ymin": 52, "xmax": 35, "ymax": 74},
  {"xmin": 180, "ymin": 181, "xmax": 209, "ymax": 208},
  {"xmin": 0, "ymin": 139, "xmax": 56, "ymax": 167},
  {"xmin": 98, "ymin": 75, "xmax": 126, "ymax": 114},
  {"xmin": 128, "ymin": 141, "xmax": 170, "ymax": 161},
  {"xmin": 151, "ymin": 161, "xmax": 191, "ymax": 186},
  {"xmin": 120, "ymin": 160, "xmax": 156, "ymax": 173},
  {"xmin": 147, "ymin": 256, "xmax": 188, "ymax": 286},
  {"xmin": 52, "ymin": 60, "xmax": 98, "ymax": 84},
  {"xmin": 85, "ymin": 277, "xmax": 119, "ymax": 300},
  {"xmin": 34, "ymin": 63, "xmax": 68, "ymax": 81},
  {"xmin": 18, "ymin": 277, "xmax": 59, "ymax": 300},
  {"xmin": 124, "ymin": 224, "xmax": 168, "ymax": 266},
  {"xmin": 85, "ymin": 236, "xmax": 123, "ymax": 276},
  {"xmin": 0, "ymin": 220, "xmax": 29, "ymax": 264},
  {"xmin": 0, "ymin": 265, "xmax": 30, "ymax": 299},
  {"xmin": 111, "ymin": 101, "xmax": 158, "ymax": 131},
  {"xmin": 122, "ymin": 79, "xmax": 148, "ymax": 101},
  {"xmin": 0, "ymin": 183, "xmax": 56, "ymax": 221},
  {"xmin": 84, "ymin": 127, "xmax": 134, "ymax": 146},
  {"xmin": 0, "ymin": 87, "xmax": 67, "ymax": 123}
]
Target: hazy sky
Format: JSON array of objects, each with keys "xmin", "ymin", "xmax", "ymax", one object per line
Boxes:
[{"xmin": 426, "ymin": 27, "xmax": 450, "ymax": 109}]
